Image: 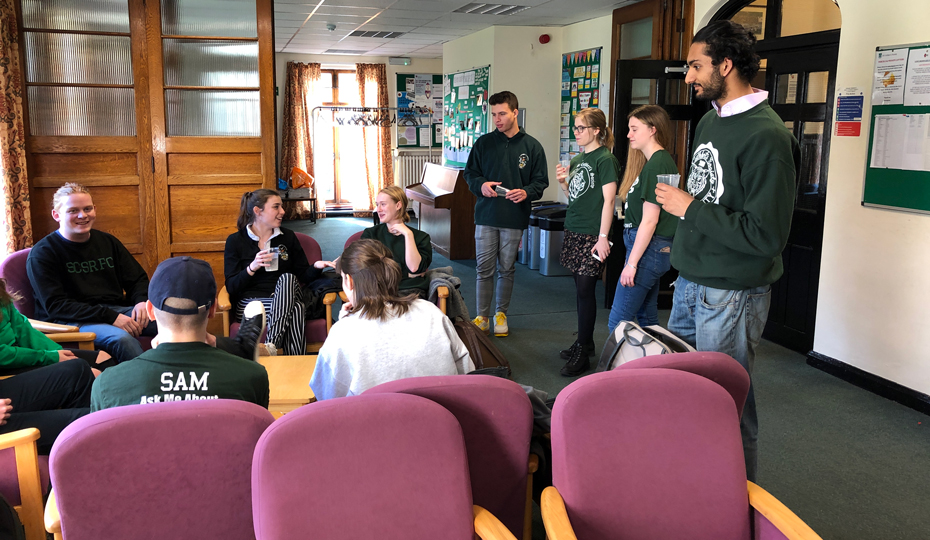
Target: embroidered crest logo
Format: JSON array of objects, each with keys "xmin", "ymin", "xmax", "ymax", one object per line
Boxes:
[
  {"xmin": 518, "ymin": 153, "xmax": 528, "ymax": 169},
  {"xmin": 278, "ymin": 245, "xmax": 289, "ymax": 261},
  {"xmin": 687, "ymin": 142, "xmax": 725, "ymax": 204},
  {"xmin": 568, "ymin": 162, "xmax": 596, "ymax": 201}
]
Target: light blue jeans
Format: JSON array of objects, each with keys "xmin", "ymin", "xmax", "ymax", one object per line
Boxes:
[
  {"xmin": 74, "ymin": 305, "xmax": 158, "ymax": 362},
  {"xmin": 475, "ymin": 225, "xmax": 523, "ymax": 317},
  {"xmin": 667, "ymin": 275, "xmax": 772, "ymax": 482},
  {"xmin": 606, "ymin": 228, "xmax": 673, "ymax": 334}
]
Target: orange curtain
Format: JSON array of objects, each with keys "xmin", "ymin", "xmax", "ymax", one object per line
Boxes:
[
  {"xmin": 0, "ymin": 0, "xmax": 31, "ymax": 257},
  {"xmin": 279, "ymin": 62, "xmax": 321, "ymax": 220},
  {"xmin": 355, "ymin": 63, "xmax": 393, "ymax": 214}
]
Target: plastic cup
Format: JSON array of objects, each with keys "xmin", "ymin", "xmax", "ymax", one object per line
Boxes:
[
  {"xmin": 266, "ymin": 248, "xmax": 280, "ymax": 272},
  {"xmin": 657, "ymin": 174, "xmax": 680, "ymax": 187}
]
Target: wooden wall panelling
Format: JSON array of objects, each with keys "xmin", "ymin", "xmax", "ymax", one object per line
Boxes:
[
  {"xmin": 257, "ymin": 0, "xmax": 276, "ymax": 186},
  {"xmin": 129, "ymin": 0, "xmax": 158, "ymax": 273},
  {"xmin": 144, "ymin": 0, "xmax": 171, "ymax": 264}
]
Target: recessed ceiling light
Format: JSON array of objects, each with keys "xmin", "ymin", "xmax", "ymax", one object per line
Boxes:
[{"xmin": 453, "ymin": 3, "xmax": 531, "ymax": 16}]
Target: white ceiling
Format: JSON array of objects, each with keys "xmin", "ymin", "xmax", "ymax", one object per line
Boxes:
[{"xmin": 274, "ymin": 0, "xmax": 640, "ymax": 58}]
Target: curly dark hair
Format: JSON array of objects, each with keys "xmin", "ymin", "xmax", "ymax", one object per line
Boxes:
[{"xmin": 693, "ymin": 20, "xmax": 761, "ymax": 84}]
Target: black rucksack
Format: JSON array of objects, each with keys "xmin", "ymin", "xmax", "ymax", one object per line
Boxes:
[{"xmin": 0, "ymin": 492, "xmax": 26, "ymax": 540}]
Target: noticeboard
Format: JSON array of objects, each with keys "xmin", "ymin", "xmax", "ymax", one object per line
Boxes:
[
  {"xmin": 559, "ymin": 47, "xmax": 602, "ymax": 163},
  {"xmin": 395, "ymin": 73, "xmax": 443, "ymax": 148},
  {"xmin": 442, "ymin": 65, "xmax": 490, "ymax": 168}
]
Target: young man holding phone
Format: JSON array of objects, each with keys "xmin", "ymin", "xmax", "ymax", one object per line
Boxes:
[{"xmin": 464, "ymin": 91, "xmax": 549, "ymax": 337}]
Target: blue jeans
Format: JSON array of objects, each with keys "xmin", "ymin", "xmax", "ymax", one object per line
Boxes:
[
  {"xmin": 667, "ymin": 275, "xmax": 772, "ymax": 482},
  {"xmin": 74, "ymin": 305, "xmax": 158, "ymax": 362},
  {"xmin": 475, "ymin": 225, "xmax": 522, "ymax": 317},
  {"xmin": 606, "ymin": 228, "xmax": 672, "ymax": 333}
]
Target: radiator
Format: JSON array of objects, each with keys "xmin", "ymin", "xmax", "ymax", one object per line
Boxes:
[{"xmin": 396, "ymin": 151, "xmax": 441, "ymax": 188}]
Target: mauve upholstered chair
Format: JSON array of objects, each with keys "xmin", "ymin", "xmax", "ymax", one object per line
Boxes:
[
  {"xmin": 618, "ymin": 351, "xmax": 751, "ymax": 417},
  {"xmin": 541, "ymin": 369, "xmax": 822, "ymax": 540},
  {"xmin": 45, "ymin": 399, "xmax": 274, "ymax": 540},
  {"xmin": 0, "ymin": 428, "xmax": 48, "ymax": 540},
  {"xmin": 365, "ymin": 375, "xmax": 535, "ymax": 540},
  {"xmin": 250, "ymin": 393, "xmax": 517, "ymax": 540}
]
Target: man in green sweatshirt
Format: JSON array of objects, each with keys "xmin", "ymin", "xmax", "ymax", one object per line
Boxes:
[
  {"xmin": 464, "ymin": 91, "xmax": 548, "ymax": 337},
  {"xmin": 655, "ymin": 20, "xmax": 800, "ymax": 482}
]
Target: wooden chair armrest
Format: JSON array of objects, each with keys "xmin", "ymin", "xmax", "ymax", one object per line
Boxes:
[
  {"xmin": 0, "ymin": 429, "xmax": 44, "ymax": 540},
  {"xmin": 748, "ymin": 481, "xmax": 822, "ymax": 540},
  {"xmin": 473, "ymin": 505, "xmax": 519, "ymax": 540},
  {"xmin": 27, "ymin": 320, "xmax": 79, "ymax": 334},
  {"xmin": 44, "ymin": 332, "xmax": 96, "ymax": 345},
  {"xmin": 528, "ymin": 453, "xmax": 539, "ymax": 474},
  {"xmin": 338, "ymin": 291, "xmax": 348, "ymax": 303},
  {"xmin": 322, "ymin": 292, "xmax": 338, "ymax": 306},
  {"xmin": 323, "ymin": 292, "xmax": 338, "ymax": 334},
  {"xmin": 0, "ymin": 428, "xmax": 39, "ymax": 450},
  {"xmin": 437, "ymin": 285, "xmax": 449, "ymax": 299},
  {"xmin": 44, "ymin": 489, "xmax": 61, "ymax": 538},
  {"xmin": 541, "ymin": 487, "xmax": 577, "ymax": 540},
  {"xmin": 217, "ymin": 286, "xmax": 231, "ymax": 312}
]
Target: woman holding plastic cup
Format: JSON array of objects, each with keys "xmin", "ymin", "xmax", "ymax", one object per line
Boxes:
[
  {"xmin": 606, "ymin": 105, "xmax": 680, "ymax": 335},
  {"xmin": 555, "ymin": 107, "xmax": 620, "ymax": 377},
  {"xmin": 224, "ymin": 189, "xmax": 330, "ymax": 355}
]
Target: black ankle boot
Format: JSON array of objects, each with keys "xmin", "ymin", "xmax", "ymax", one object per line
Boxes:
[
  {"xmin": 560, "ymin": 343, "xmax": 591, "ymax": 377},
  {"xmin": 559, "ymin": 341, "xmax": 594, "ymax": 360}
]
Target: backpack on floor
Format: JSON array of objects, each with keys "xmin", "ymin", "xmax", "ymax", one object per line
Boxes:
[
  {"xmin": 0, "ymin": 492, "xmax": 25, "ymax": 540},
  {"xmin": 596, "ymin": 320, "xmax": 695, "ymax": 372},
  {"xmin": 452, "ymin": 317, "xmax": 512, "ymax": 377}
]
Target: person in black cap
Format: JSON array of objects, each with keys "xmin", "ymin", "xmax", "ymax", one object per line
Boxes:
[{"xmin": 90, "ymin": 257, "xmax": 270, "ymax": 411}]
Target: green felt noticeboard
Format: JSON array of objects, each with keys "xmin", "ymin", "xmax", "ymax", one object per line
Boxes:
[
  {"xmin": 395, "ymin": 73, "xmax": 443, "ymax": 148},
  {"xmin": 559, "ymin": 48, "xmax": 602, "ymax": 163},
  {"xmin": 862, "ymin": 43, "xmax": 930, "ymax": 215},
  {"xmin": 442, "ymin": 65, "xmax": 490, "ymax": 169}
]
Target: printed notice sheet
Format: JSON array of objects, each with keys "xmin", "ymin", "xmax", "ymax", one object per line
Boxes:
[
  {"xmin": 872, "ymin": 48, "xmax": 909, "ymax": 105},
  {"xmin": 904, "ymin": 47, "xmax": 930, "ymax": 106},
  {"xmin": 870, "ymin": 114, "xmax": 930, "ymax": 171}
]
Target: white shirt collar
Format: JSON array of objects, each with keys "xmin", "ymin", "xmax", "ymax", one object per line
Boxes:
[
  {"xmin": 713, "ymin": 89, "xmax": 769, "ymax": 118},
  {"xmin": 246, "ymin": 224, "xmax": 282, "ymax": 249}
]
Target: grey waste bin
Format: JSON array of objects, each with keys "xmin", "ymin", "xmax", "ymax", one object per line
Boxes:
[
  {"xmin": 539, "ymin": 212, "xmax": 572, "ymax": 277},
  {"xmin": 518, "ymin": 201, "xmax": 557, "ymax": 265},
  {"xmin": 529, "ymin": 205, "xmax": 566, "ymax": 270}
]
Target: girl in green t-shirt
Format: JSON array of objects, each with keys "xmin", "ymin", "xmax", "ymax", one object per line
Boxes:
[
  {"xmin": 555, "ymin": 107, "xmax": 619, "ymax": 377},
  {"xmin": 607, "ymin": 105, "xmax": 679, "ymax": 334}
]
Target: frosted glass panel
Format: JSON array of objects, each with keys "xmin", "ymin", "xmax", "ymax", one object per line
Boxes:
[
  {"xmin": 28, "ymin": 86, "xmax": 135, "ymax": 136},
  {"xmin": 25, "ymin": 33, "xmax": 132, "ymax": 85},
  {"xmin": 163, "ymin": 39, "xmax": 258, "ymax": 87},
  {"xmin": 620, "ymin": 18, "xmax": 652, "ymax": 60},
  {"xmin": 161, "ymin": 0, "xmax": 257, "ymax": 37},
  {"xmin": 165, "ymin": 90, "xmax": 260, "ymax": 136},
  {"xmin": 22, "ymin": 0, "xmax": 129, "ymax": 33}
]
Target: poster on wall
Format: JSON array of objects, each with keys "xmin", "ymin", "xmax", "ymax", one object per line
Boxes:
[
  {"xmin": 396, "ymin": 73, "xmax": 443, "ymax": 147},
  {"xmin": 560, "ymin": 47, "xmax": 601, "ymax": 163},
  {"xmin": 442, "ymin": 65, "xmax": 491, "ymax": 168}
]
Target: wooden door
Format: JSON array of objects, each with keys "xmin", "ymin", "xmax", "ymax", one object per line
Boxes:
[{"xmin": 20, "ymin": 0, "xmax": 276, "ymax": 303}]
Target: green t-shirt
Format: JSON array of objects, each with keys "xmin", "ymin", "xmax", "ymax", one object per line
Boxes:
[
  {"xmin": 360, "ymin": 223, "xmax": 432, "ymax": 291},
  {"xmin": 90, "ymin": 341, "xmax": 270, "ymax": 411},
  {"xmin": 623, "ymin": 149, "xmax": 679, "ymax": 238},
  {"xmin": 0, "ymin": 302, "xmax": 60, "ymax": 370},
  {"xmin": 565, "ymin": 146, "xmax": 620, "ymax": 236}
]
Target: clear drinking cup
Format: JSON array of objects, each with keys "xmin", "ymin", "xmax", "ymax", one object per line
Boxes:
[
  {"xmin": 266, "ymin": 247, "xmax": 280, "ymax": 272},
  {"xmin": 657, "ymin": 174, "xmax": 681, "ymax": 187}
]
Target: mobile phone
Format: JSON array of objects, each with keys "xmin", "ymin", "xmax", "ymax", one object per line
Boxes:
[
  {"xmin": 591, "ymin": 241, "xmax": 614, "ymax": 262},
  {"xmin": 494, "ymin": 185, "xmax": 510, "ymax": 196}
]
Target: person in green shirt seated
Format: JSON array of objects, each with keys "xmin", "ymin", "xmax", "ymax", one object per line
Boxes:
[
  {"xmin": 361, "ymin": 185, "xmax": 432, "ymax": 297},
  {"xmin": 606, "ymin": 105, "xmax": 680, "ymax": 335}
]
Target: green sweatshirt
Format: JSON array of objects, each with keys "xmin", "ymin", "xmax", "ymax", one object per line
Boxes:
[
  {"xmin": 671, "ymin": 102, "xmax": 799, "ymax": 290},
  {"xmin": 0, "ymin": 302, "xmax": 61, "ymax": 369},
  {"xmin": 464, "ymin": 128, "xmax": 549, "ymax": 230}
]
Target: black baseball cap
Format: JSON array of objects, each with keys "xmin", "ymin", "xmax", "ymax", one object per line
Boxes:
[{"xmin": 148, "ymin": 256, "xmax": 217, "ymax": 315}]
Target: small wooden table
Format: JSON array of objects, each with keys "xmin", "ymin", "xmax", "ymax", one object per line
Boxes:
[{"xmin": 259, "ymin": 355, "xmax": 317, "ymax": 418}]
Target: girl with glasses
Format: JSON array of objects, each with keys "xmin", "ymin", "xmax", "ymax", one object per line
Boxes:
[
  {"xmin": 554, "ymin": 108, "xmax": 620, "ymax": 376},
  {"xmin": 606, "ymin": 105, "xmax": 679, "ymax": 335}
]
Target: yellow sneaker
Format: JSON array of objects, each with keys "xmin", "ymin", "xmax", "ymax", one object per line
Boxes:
[
  {"xmin": 494, "ymin": 311, "xmax": 509, "ymax": 337},
  {"xmin": 473, "ymin": 315, "xmax": 490, "ymax": 334}
]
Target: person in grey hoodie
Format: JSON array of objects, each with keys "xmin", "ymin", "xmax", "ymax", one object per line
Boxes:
[{"xmin": 309, "ymin": 240, "xmax": 474, "ymax": 400}]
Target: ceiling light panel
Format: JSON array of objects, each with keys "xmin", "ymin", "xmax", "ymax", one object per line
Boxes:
[{"xmin": 453, "ymin": 3, "xmax": 531, "ymax": 16}]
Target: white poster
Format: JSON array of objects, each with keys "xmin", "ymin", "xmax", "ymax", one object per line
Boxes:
[
  {"xmin": 904, "ymin": 48, "xmax": 930, "ymax": 106},
  {"xmin": 872, "ymin": 48, "xmax": 909, "ymax": 105},
  {"xmin": 419, "ymin": 127, "xmax": 431, "ymax": 147},
  {"xmin": 870, "ymin": 114, "xmax": 930, "ymax": 171}
]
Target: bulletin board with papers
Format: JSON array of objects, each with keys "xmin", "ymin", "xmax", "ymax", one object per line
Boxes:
[
  {"xmin": 395, "ymin": 73, "xmax": 443, "ymax": 148},
  {"xmin": 862, "ymin": 42, "xmax": 930, "ymax": 214},
  {"xmin": 559, "ymin": 47, "xmax": 602, "ymax": 163},
  {"xmin": 442, "ymin": 65, "xmax": 490, "ymax": 168}
]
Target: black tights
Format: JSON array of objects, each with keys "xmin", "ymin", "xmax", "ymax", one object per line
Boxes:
[{"xmin": 574, "ymin": 273, "xmax": 599, "ymax": 347}]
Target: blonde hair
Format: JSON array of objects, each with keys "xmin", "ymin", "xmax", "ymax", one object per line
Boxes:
[
  {"xmin": 52, "ymin": 183, "xmax": 92, "ymax": 210},
  {"xmin": 619, "ymin": 105, "xmax": 673, "ymax": 202},
  {"xmin": 575, "ymin": 108, "xmax": 614, "ymax": 151},
  {"xmin": 379, "ymin": 185, "xmax": 409, "ymax": 223}
]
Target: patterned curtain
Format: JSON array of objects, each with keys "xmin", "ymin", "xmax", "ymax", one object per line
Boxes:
[
  {"xmin": 355, "ymin": 63, "xmax": 394, "ymax": 215},
  {"xmin": 0, "ymin": 0, "xmax": 31, "ymax": 257},
  {"xmin": 279, "ymin": 62, "xmax": 321, "ymax": 220}
]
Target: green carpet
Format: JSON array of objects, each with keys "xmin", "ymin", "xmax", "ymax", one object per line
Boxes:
[{"xmin": 289, "ymin": 216, "xmax": 930, "ymax": 540}]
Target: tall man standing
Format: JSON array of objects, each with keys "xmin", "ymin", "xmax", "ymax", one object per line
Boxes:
[
  {"xmin": 655, "ymin": 20, "xmax": 799, "ymax": 481},
  {"xmin": 464, "ymin": 91, "xmax": 548, "ymax": 337}
]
